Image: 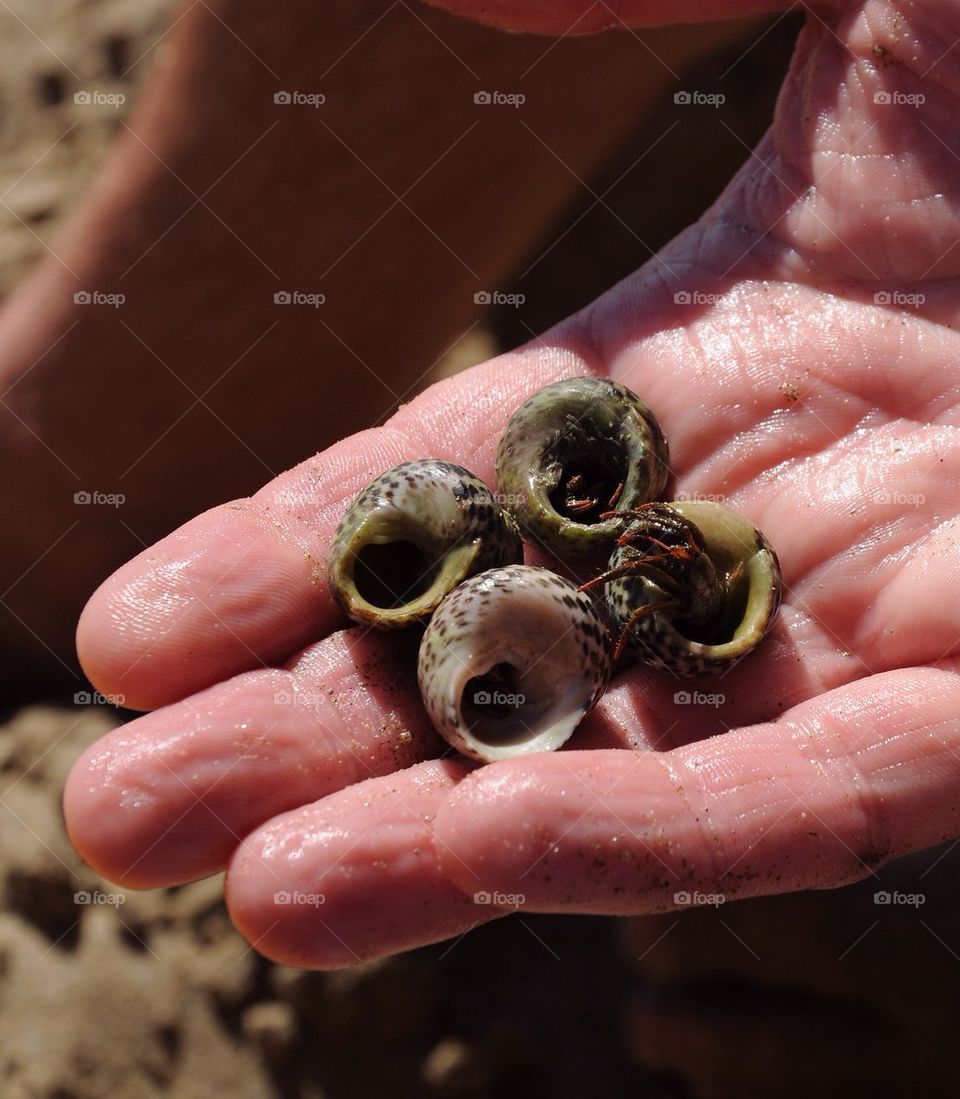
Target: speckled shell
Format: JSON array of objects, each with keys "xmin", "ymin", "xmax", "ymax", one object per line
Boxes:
[
  {"xmin": 495, "ymin": 376, "xmax": 670, "ymax": 558},
  {"xmin": 605, "ymin": 501, "xmax": 782, "ymax": 677},
  {"xmin": 417, "ymin": 564, "xmax": 612, "ymax": 762},
  {"xmin": 329, "ymin": 460, "xmax": 522, "ymax": 629}
]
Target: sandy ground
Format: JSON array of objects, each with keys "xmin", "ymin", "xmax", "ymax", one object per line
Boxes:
[
  {"xmin": 0, "ymin": 0, "xmax": 172, "ymax": 297},
  {"xmin": 4, "ymin": 3, "xmax": 960, "ymax": 1097}
]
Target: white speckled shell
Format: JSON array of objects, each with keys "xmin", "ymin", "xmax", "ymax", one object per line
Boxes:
[
  {"xmin": 417, "ymin": 565, "xmax": 611, "ymax": 762},
  {"xmin": 329, "ymin": 459, "xmax": 522, "ymax": 629}
]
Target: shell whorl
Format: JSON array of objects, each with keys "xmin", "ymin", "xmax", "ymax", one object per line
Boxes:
[
  {"xmin": 329, "ymin": 459, "xmax": 522, "ymax": 629},
  {"xmin": 417, "ymin": 565, "xmax": 612, "ymax": 762}
]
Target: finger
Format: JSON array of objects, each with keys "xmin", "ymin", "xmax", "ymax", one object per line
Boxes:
[
  {"xmin": 63, "ymin": 628, "xmax": 443, "ymax": 888},
  {"xmin": 225, "ymin": 664, "xmax": 960, "ymax": 967},
  {"xmin": 225, "ymin": 759, "xmax": 493, "ymax": 969},
  {"xmin": 422, "ymin": 0, "xmax": 789, "ymax": 35},
  {"xmin": 76, "ymin": 351, "xmax": 585, "ymax": 710},
  {"xmin": 434, "ymin": 665, "xmax": 960, "ymax": 911}
]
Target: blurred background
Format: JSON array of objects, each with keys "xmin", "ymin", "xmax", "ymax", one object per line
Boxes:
[{"xmin": 2, "ymin": 1, "xmax": 959, "ymax": 1096}]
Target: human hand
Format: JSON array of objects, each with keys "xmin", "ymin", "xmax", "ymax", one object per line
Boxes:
[{"xmin": 64, "ymin": 0, "xmax": 960, "ymax": 967}]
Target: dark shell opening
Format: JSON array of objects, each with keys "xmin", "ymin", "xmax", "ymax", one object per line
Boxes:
[
  {"xmin": 352, "ymin": 540, "xmax": 434, "ymax": 610},
  {"xmin": 547, "ymin": 455, "xmax": 627, "ymax": 526},
  {"xmin": 460, "ymin": 662, "xmax": 553, "ymax": 748}
]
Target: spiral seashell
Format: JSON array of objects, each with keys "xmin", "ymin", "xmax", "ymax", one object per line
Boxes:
[
  {"xmin": 494, "ymin": 376, "xmax": 670, "ymax": 558},
  {"xmin": 417, "ymin": 565, "xmax": 612, "ymax": 762},
  {"xmin": 599, "ymin": 501, "xmax": 781, "ymax": 677},
  {"xmin": 329, "ymin": 460, "xmax": 522, "ymax": 629}
]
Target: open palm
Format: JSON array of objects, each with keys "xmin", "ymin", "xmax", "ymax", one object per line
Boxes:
[{"xmin": 65, "ymin": 0, "xmax": 960, "ymax": 967}]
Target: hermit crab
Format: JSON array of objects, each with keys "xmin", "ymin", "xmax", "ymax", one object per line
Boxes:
[
  {"xmin": 495, "ymin": 376, "xmax": 670, "ymax": 558},
  {"xmin": 328, "ymin": 459, "xmax": 522, "ymax": 628},
  {"xmin": 583, "ymin": 500, "xmax": 782, "ymax": 676},
  {"xmin": 417, "ymin": 565, "xmax": 611, "ymax": 762}
]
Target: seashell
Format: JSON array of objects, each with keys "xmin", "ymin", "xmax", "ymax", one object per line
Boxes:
[
  {"xmin": 417, "ymin": 564, "xmax": 611, "ymax": 762},
  {"xmin": 495, "ymin": 376, "xmax": 670, "ymax": 558},
  {"xmin": 329, "ymin": 460, "xmax": 522, "ymax": 629},
  {"xmin": 594, "ymin": 500, "xmax": 781, "ymax": 676}
]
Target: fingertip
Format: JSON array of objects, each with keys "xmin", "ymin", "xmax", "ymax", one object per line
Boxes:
[
  {"xmin": 225, "ymin": 760, "xmax": 487, "ymax": 969},
  {"xmin": 75, "ymin": 502, "xmax": 329, "ymax": 710},
  {"xmin": 62, "ymin": 738, "xmax": 172, "ymax": 889},
  {"xmin": 225, "ymin": 825, "xmax": 361, "ymax": 970}
]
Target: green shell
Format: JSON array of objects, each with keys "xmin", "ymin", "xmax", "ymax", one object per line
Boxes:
[
  {"xmin": 605, "ymin": 501, "xmax": 782, "ymax": 676},
  {"xmin": 495, "ymin": 376, "xmax": 670, "ymax": 559},
  {"xmin": 329, "ymin": 459, "xmax": 522, "ymax": 629}
]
